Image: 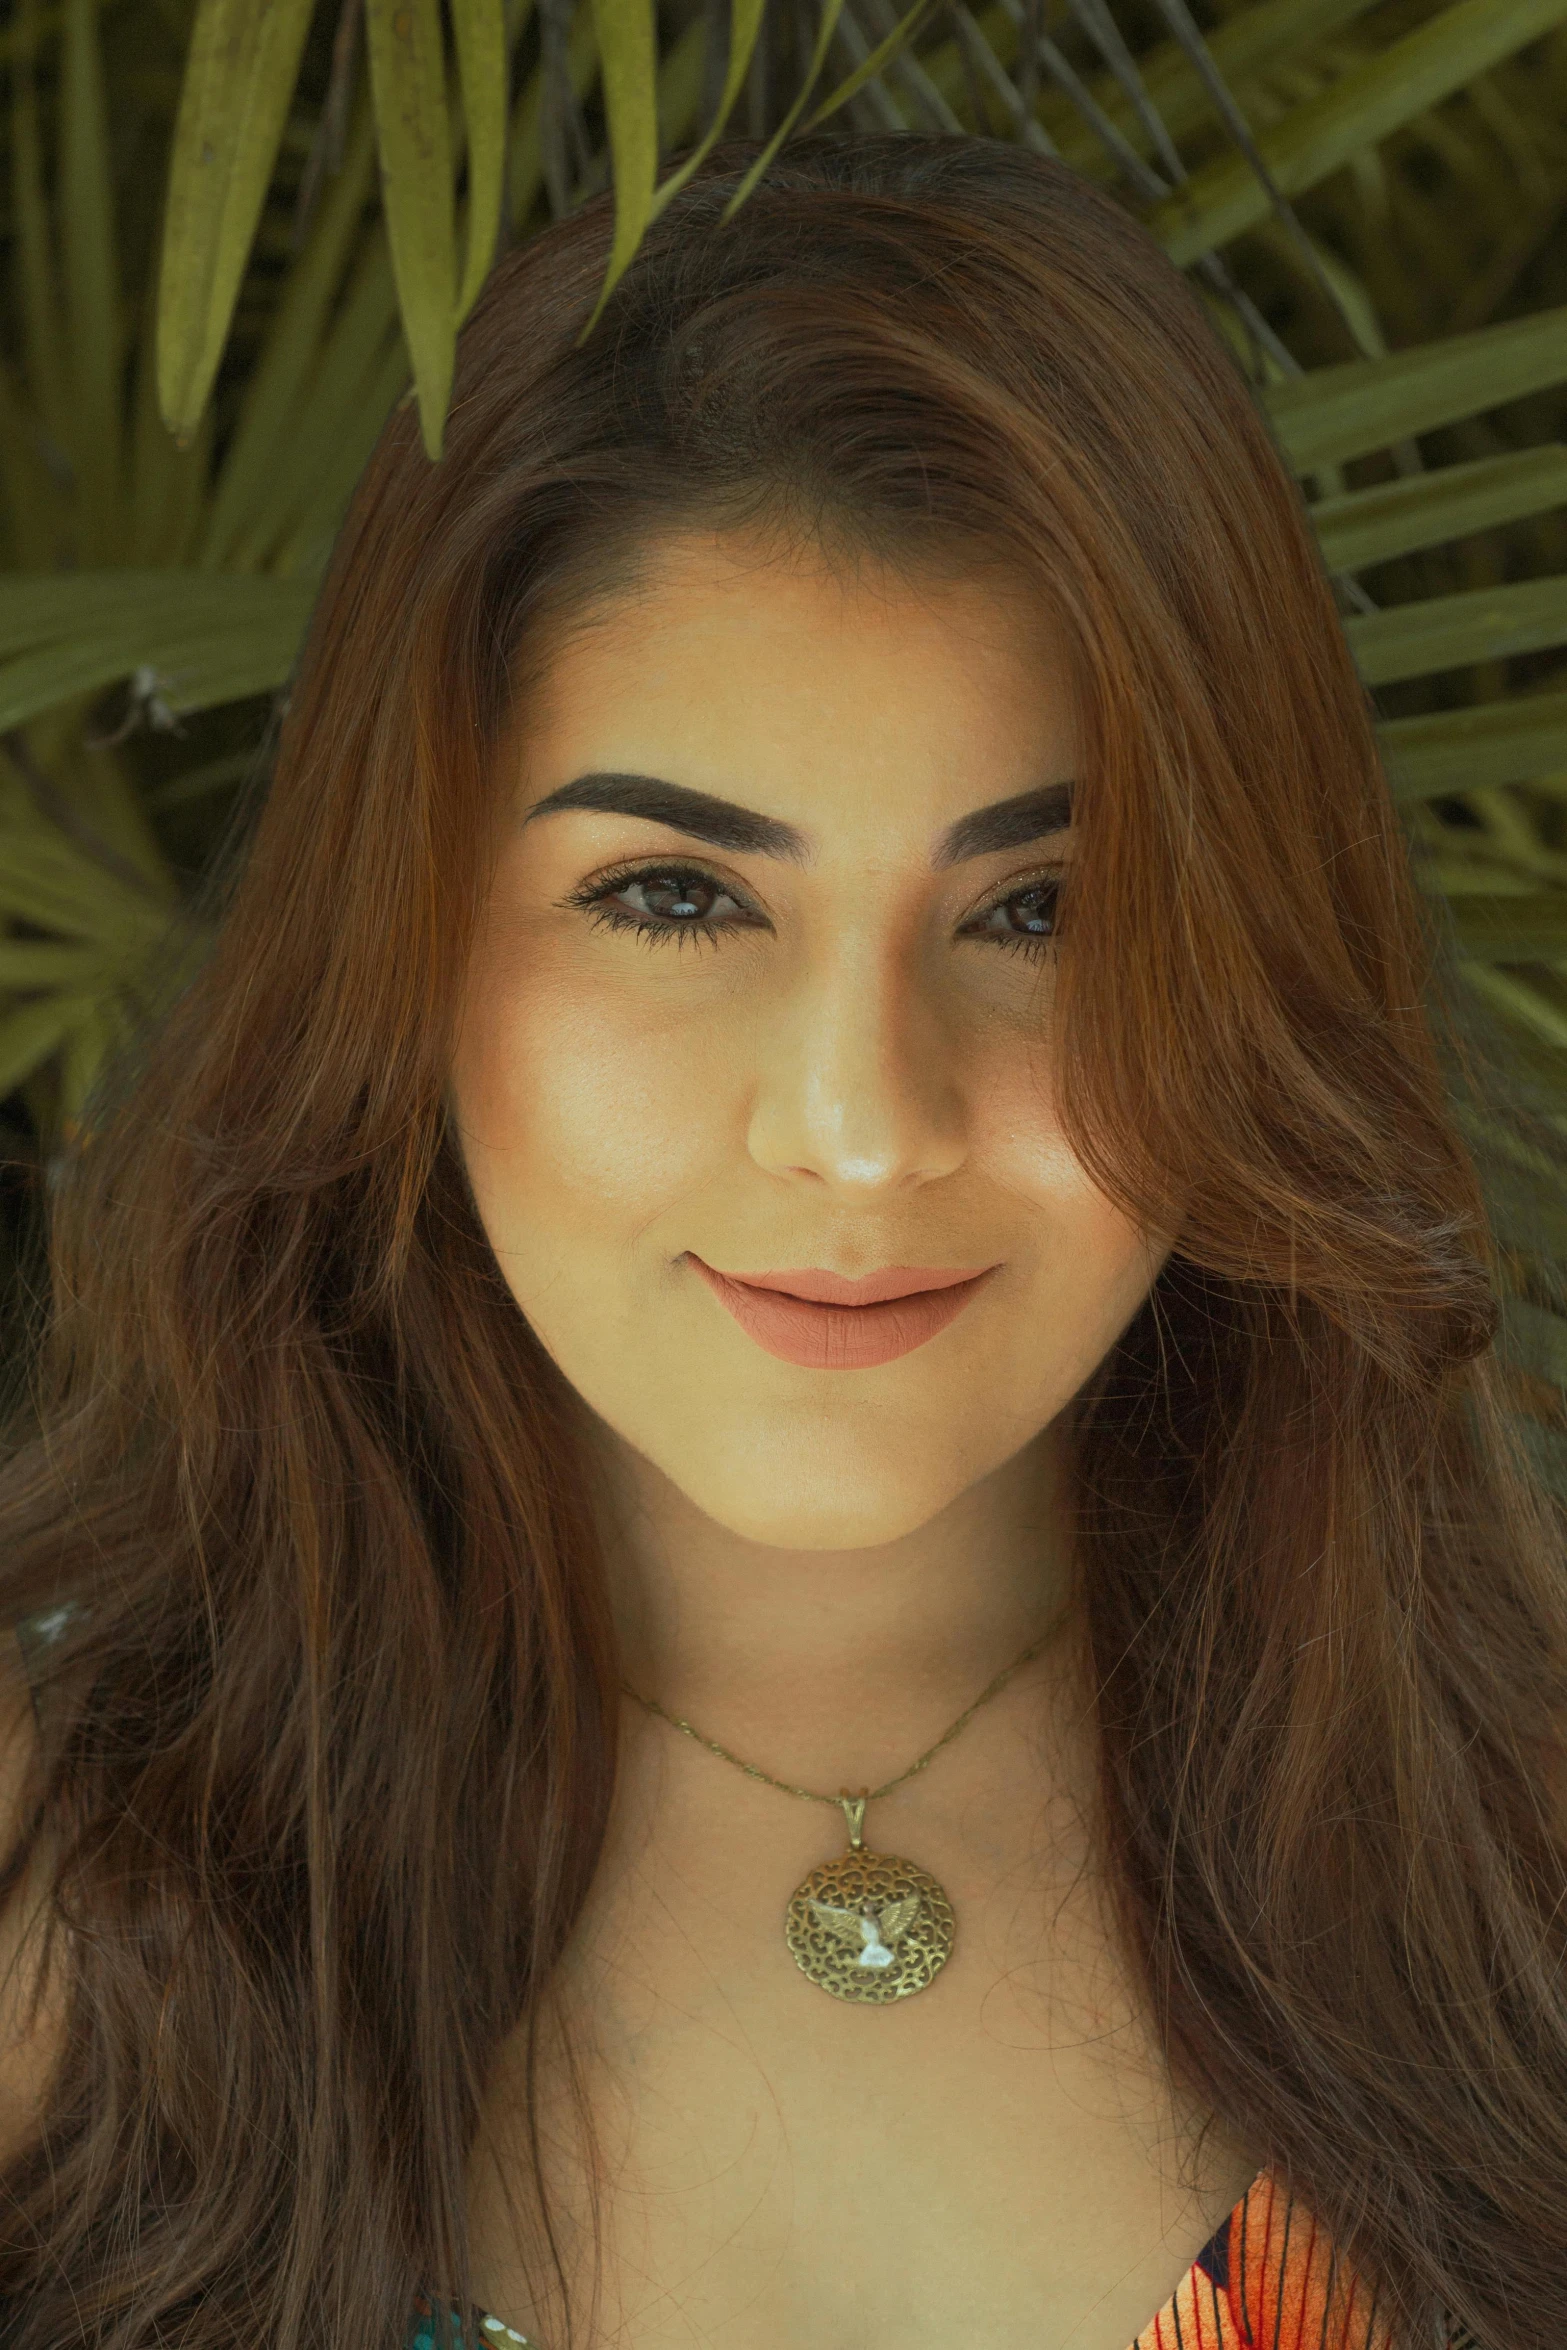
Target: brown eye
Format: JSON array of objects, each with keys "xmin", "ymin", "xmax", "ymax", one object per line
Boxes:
[
  {"xmin": 961, "ymin": 876, "xmax": 1062, "ymax": 958},
  {"xmin": 623, "ymin": 871, "xmax": 727, "ymax": 923},
  {"xmin": 561, "ymin": 862, "xmax": 1063, "ymax": 959},
  {"xmin": 564, "ymin": 862, "xmax": 761, "ymax": 952}
]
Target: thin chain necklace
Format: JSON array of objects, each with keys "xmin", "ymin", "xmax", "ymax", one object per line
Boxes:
[{"xmin": 620, "ymin": 1606, "xmax": 1069, "ymax": 2005}]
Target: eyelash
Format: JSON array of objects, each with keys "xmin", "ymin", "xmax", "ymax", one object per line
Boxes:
[{"xmin": 560, "ymin": 859, "xmax": 1064, "ymax": 959}]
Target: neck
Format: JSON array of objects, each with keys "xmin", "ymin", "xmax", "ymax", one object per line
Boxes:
[{"xmin": 578, "ymin": 1412, "xmax": 1079, "ymax": 1770}]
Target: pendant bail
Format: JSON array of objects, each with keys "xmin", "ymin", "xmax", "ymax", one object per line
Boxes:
[{"xmin": 838, "ymin": 1791, "xmax": 868, "ymax": 1848}]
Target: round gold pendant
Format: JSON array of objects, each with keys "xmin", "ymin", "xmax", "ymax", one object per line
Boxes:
[{"xmin": 784, "ymin": 1844, "xmax": 955, "ymax": 2003}]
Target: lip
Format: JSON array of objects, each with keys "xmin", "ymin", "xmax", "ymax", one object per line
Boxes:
[
  {"xmin": 685, "ymin": 1256, "xmax": 999, "ymax": 1370},
  {"xmin": 723, "ymin": 1264, "xmax": 990, "ymax": 1306}
]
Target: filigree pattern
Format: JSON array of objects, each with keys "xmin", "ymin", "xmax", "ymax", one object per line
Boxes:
[{"xmin": 784, "ymin": 1846, "xmax": 955, "ymax": 2003}]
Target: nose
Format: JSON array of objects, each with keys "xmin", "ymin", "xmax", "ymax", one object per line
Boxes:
[{"xmin": 744, "ymin": 931, "xmax": 968, "ymax": 1194}]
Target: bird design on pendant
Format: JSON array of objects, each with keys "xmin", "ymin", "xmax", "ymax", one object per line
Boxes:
[{"xmin": 806, "ymin": 1893, "xmax": 922, "ymax": 1968}]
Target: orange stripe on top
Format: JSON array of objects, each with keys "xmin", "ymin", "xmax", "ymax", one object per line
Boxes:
[
  {"xmin": 422, "ymin": 2165, "xmax": 1460, "ymax": 2350},
  {"xmin": 1133, "ymin": 2170, "xmax": 1400, "ymax": 2350}
]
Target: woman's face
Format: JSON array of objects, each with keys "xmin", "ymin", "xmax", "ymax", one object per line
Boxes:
[{"xmin": 450, "ymin": 526, "xmax": 1170, "ymax": 1552}]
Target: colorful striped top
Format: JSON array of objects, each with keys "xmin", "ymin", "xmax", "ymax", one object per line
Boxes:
[{"xmin": 407, "ymin": 2167, "xmax": 1481, "ymax": 2350}]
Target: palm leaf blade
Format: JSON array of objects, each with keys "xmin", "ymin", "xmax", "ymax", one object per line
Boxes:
[
  {"xmin": 1150, "ymin": 0, "xmax": 1567, "ymax": 269},
  {"xmin": 1040, "ymin": 0, "xmax": 1384, "ymax": 178},
  {"xmin": 506, "ymin": 2, "xmax": 600, "ymax": 234},
  {"xmin": 1310, "ymin": 447, "xmax": 1567, "ymax": 575},
  {"xmin": 0, "ymin": 827, "xmax": 168, "ymax": 945},
  {"xmin": 578, "ymin": 0, "xmax": 660, "ymax": 339},
  {"xmin": 271, "ymin": 339, "xmax": 411, "ymax": 575},
  {"xmin": 1498, "ymin": 1295, "xmax": 1567, "ymax": 1389},
  {"xmin": 365, "ymin": 0, "xmax": 458, "ymax": 460},
  {"xmin": 200, "ymin": 98, "xmax": 382, "ymax": 572},
  {"xmin": 10, "ymin": 0, "xmax": 69, "ymax": 447},
  {"xmin": 0, "ymin": 991, "xmax": 97, "ymax": 1099},
  {"xmin": 648, "ymin": 0, "xmax": 770, "ymax": 220},
  {"xmin": 0, "ymin": 573, "xmax": 316, "ymax": 734},
  {"xmin": 800, "ymin": 0, "xmax": 939, "ymax": 133},
  {"xmin": 61, "ymin": 0, "xmax": 122, "ymax": 554},
  {"xmin": 156, "ymin": 0, "xmax": 318, "ymax": 443},
  {"xmin": 1267, "ymin": 306, "xmax": 1567, "ymax": 475},
  {"xmin": 1441, "ymin": 893, "xmax": 1567, "ymax": 965},
  {"xmin": 1378, "ymin": 691, "xmax": 1567, "ymax": 804},
  {"xmin": 0, "ymin": 942, "xmax": 104, "ymax": 992},
  {"xmin": 1347, "ymin": 576, "xmax": 1567, "ymax": 688},
  {"xmin": 718, "ymin": 0, "xmax": 848, "ymax": 222},
  {"xmin": 451, "ymin": 0, "xmax": 509, "ymax": 320},
  {"xmin": 229, "ymin": 241, "xmax": 401, "ymax": 574}
]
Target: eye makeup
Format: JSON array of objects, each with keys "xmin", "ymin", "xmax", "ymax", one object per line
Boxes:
[{"xmin": 557, "ymin": 858, "xmax": 1065, "ymax": 959}]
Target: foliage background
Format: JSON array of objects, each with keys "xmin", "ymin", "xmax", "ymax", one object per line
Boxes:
[{"xmin": 3, "ymin": 0, "xmax": 1567, "ymax": 1482}]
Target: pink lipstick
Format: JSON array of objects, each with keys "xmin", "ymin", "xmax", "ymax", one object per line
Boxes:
[{"xmin": 685, "ymin": 1257, "xmax": 997, "ymax": 1369}]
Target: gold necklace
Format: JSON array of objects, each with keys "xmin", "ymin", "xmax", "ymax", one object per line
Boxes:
[{"xmin": 620, "ymin": 1609, "xmax": 1068, "ymax": 2006}]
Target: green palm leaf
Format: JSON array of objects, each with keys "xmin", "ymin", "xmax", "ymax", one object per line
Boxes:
[
  {"xmin": 0, "ymin": 821, "xmax": 172, "ymax": 946},
  {"xmin": 948, "ymin": 0, "xmax": 1385, "ymax": 180},
  {"xmin": 157, "ymin": 0, "xmax": 318, "ymax": 445},
  {"xmin": 648, "ymin": 0, "xmax": 770, "ymax": 218},
  {"xmin": 0, "ymin": 574, "xmax": 317, "ymax": 735},
  {"xmin": 1379, "ymin": 692, "xmax": 1567, "ymax": 806},
  {"xmin": 200, "ymin": 97, "xmax": 383, "ymax": 572},
  {"xmin": 10, "ymin": 0, "xmax": 69, "ymax": 443},
  {"xmin": 799, "ymin": 0, "xmax": 942, "ymax": 132},
  {"xmin": 578, "ymin": 0, "xmax": 660, "ymax": 339},
  {"xmin": 1441, "ymin": 895, "xmax": 1567, "ymax": 967},
  {"xmin": 1347, "ymin": 577, "xmax": 1567, "ymax": 688},
  {"xmin": 229, "ymin": 236, "xmax": 403, "ymax": 575},
  {"xmin": 1264, "ymin": 305, "xmax": 1567, "ymax": 475},
  {"xmin": 507, "ymin": 0, "xmax": 601, "ymax": 232},
  {"xmin": 0, "ymin": 991, "xmax": 101, "ymax": 1102},
  {"xmin": 1309, "ymin": 448, "xmax": 1567, "ymax": 576},
  {"xmin": 452, "ymin": 0, "xmax": 511, "ymax": 319},
  {"xmin": 60, "ymin": 0, "xmax": 121, "ymax": 557},
  {"xmin": 1150, "ymin": 0, "xmax": 1567, "ymax": 268},
  {"xmin": 365, "ymin": 0, "xmax": 458, "ymax": 460},
  {"xmin": 1498, "ymin": 1295, "xmax": 1567, "ymax": 1390},
  {"xmin": 719, "ymin": 0, "xmax": 849, "ymax": 221}
]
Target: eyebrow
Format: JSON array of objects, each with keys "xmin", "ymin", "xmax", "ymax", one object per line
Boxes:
[{"xmin": 519, "ymin": 772, "xmax": 1074, "ymax": 868}]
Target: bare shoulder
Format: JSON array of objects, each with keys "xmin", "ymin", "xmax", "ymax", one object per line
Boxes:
[{"xmin": 0, "ymin": 1625, "xmax": 69, "ymax": 2164}]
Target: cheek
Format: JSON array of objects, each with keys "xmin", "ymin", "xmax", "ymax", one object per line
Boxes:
[
  {"xmin": 452, "ymin": 959, "xmax": 732, "ymax": 1238},
  {"xmin": 974, "ymin": 1057, "xmax": 1170, "ymax": 1384}
]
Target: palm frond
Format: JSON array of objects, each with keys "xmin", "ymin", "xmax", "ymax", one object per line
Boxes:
[
  {"xmin": 1149, "ymin": 0, "xmax": 1567, "ymax": 268},
  {"xmin": 157, "ymin": 0, "xmax": 318, "ymax": 444},
  {"xmin": 1, "ymin": 0, "xmax": 1565, "ymax": 1449},
  {"xmin": 1262, "ymin": 302, "xmax": 1567, "ymax": 472},
  {"xmin": 0, "ymin": 574, "xmax": 316, "ymax": 737}
]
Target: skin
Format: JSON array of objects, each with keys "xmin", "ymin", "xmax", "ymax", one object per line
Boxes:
[{"xmin": 448, "ymin": 527, "xmax": 1258, "ymax": 2350}]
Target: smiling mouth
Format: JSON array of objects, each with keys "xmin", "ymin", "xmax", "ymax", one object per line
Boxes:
[
  {"xmin": 718, "ymin": 1263, "xmax": 993, "ymax": 1306},
  {"xmin": 684, "ymin": 1255, "xmax": 998, "ymax": 1370}
]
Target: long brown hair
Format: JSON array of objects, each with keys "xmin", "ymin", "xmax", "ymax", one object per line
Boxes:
[{"xmin": 1, "ymin": 133, "xmax": 1564, "ymax": 2350}]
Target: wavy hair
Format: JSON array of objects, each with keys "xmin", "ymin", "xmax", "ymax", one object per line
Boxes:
[{"xmin": 1, "ymin": 132, "xmax": 1565, "ymax": 2350}]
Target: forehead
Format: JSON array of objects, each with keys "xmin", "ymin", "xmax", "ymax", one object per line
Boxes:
[
  {"xmin": 503, "ymin": 533, "xmax": 1080, "ymax": 865},
  {"xmin": 514, "ymin": 528, "xmax": 1079, "ymax": 756},
  {"xmin": 532, "ymin": 524, "xmax": 1060, "ymax": 646}
]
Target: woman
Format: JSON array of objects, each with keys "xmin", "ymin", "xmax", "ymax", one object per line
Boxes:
[{"xmin": 0, "ymin": 132, "xmax": 1563, "ymax": 2350}]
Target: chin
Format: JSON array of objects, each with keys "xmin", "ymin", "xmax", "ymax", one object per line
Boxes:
[
  {"xmin": 692, "ymin": 1488, "xmax": 953, "ymax": 1553},
  {"xmin": 665, "ymin": 1426, "xmax": 986, "ymax": 1553}
]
